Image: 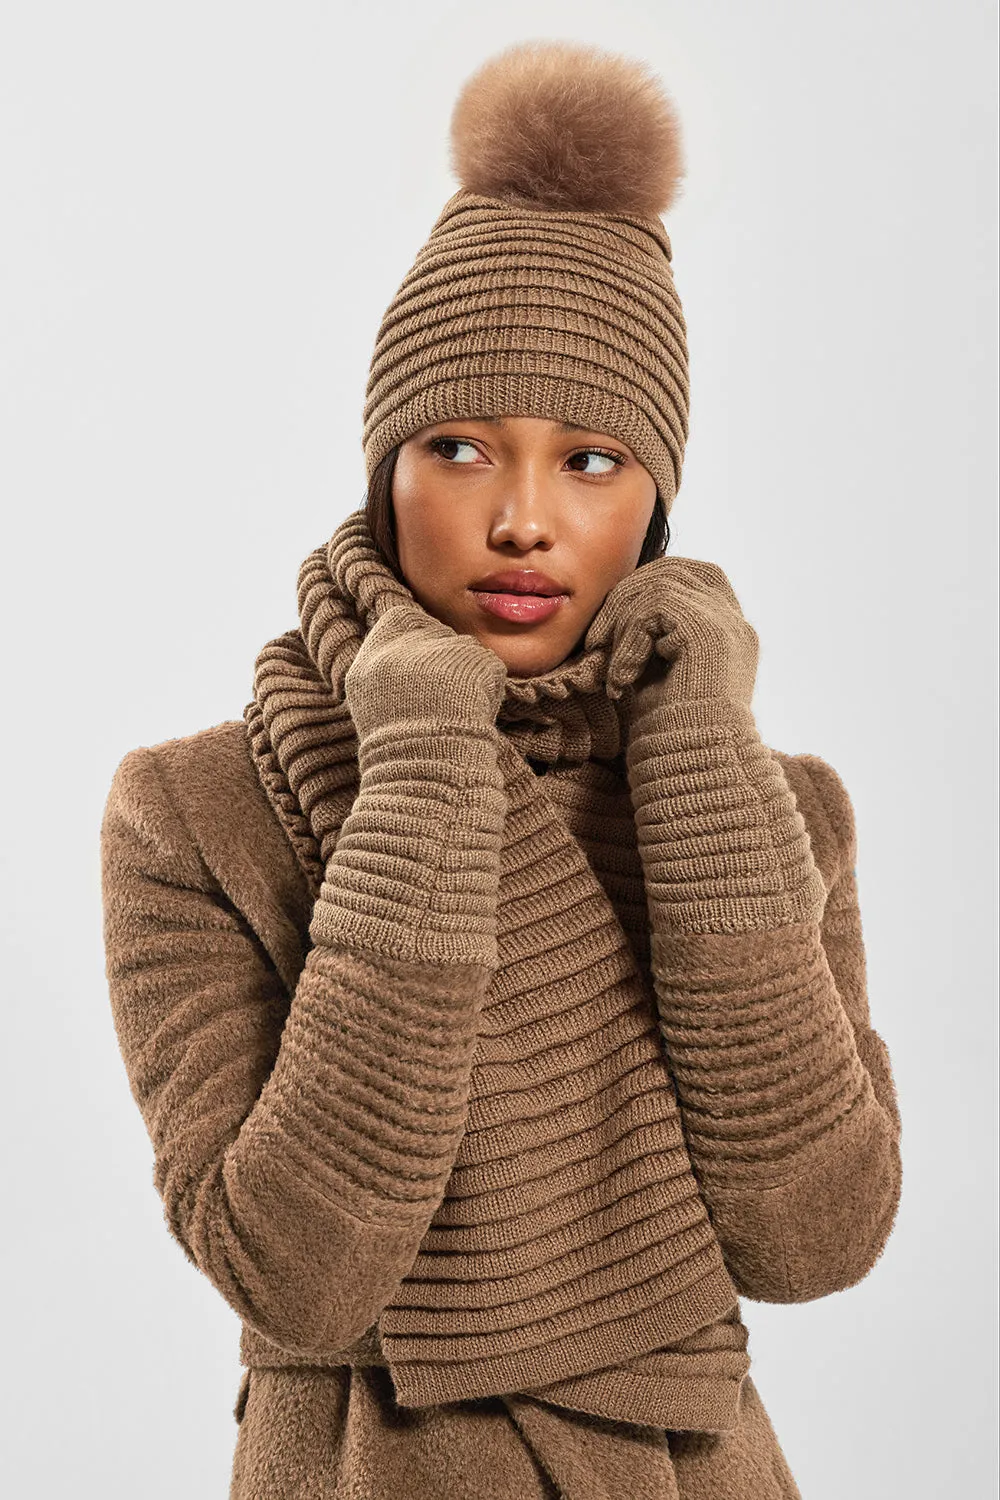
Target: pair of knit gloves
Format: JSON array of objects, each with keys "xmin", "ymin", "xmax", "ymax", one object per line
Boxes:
[{"xmin": 334, "ymin": 556, "xmax": 827, "ymax": 943}]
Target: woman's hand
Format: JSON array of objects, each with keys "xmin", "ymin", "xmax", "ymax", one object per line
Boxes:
[
  {"xmin": 611, "ymin": 558, "xmax": 828, "ymax": 933},
  {"xmin": 601, "ymin": 556, "xmax": 759, "ymax": 718},
  {"xmin": 321, "ymin": 598, "xmax": 510, "ymax": 967},
  {"xmin": 344, "ymin": 600, "xmax": 508, "ymax": 742}
]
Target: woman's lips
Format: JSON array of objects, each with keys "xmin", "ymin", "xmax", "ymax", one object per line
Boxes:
[{"xmin": 469, "ymin": 590, "xmax": 569, "ymax": 624}]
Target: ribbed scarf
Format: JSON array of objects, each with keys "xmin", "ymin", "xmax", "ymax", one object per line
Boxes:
[
  {"xmin": 244, "ymin": 508, "xmax": 646, "ymax": 890},
  {"xmin": 243, "ymin": 507, "xmax": 748, "ymax": 1429}
]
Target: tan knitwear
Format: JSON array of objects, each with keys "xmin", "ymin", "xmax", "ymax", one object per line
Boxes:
[
  {"xmin": 361, "ymin": 189, "xmax": 689, "ymax": 511},
  {"xmin": 99, "ymin": 508, "xmax": 902, "ymax": 1497}
]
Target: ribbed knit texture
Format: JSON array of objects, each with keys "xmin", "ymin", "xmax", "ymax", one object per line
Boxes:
[
  {"xmin": 361, "ymin": 190, "xmax": 689, "ymax": 510},
  {"xmin": 231, "ymin": 507, "xmax": 900, "ymax": 1416},
  {"xmin": 364, "ymin": 737, "xmax": 745, "ymax": 1410},
  {"xmin": 239, "ymin": 508, "xmax": 746, "ymax": 1417},
  {"xmin": 310, "ymin": 724, "xmax": 505, "ymax": 968},
  {"xmin": 100, "ymin": 508, "xmax": 901, "ymax": 1493},
  {"xmin": 648, "ymin": 925, "xmax": 871, "ymax": 1193},
  {"xmin": 625, "ymin": 698, "xmax": 829, "ymax": 933}
]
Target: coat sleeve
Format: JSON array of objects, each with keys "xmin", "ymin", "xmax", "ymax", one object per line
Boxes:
[
  {"xmin": 100, "ymin": 730, "xmax": 504, "ymax": 1357},
  {"xmin": 646, "ymin": 753, "xmax": 903, "ymax": 1304}
]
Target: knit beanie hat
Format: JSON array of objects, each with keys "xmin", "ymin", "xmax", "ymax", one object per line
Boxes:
[{"xmin": 361, "ymin": 40, "xmax": 689, "ymax": 513}]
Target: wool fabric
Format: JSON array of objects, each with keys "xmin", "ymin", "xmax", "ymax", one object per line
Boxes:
[
  {"xmin": 242, "ymin": 508, "xmax": 750, "ymax": 1418},
  {"xmin": 358, "ymin": 38, "xmax": 692, "ymax": 512},
  {"xmin": 100, "ymin": 506, "xmax": 902, "ymax": 1498},
  {"xmin": 360, "ymin": 191, "xmax": 689, "ymax": 510}
]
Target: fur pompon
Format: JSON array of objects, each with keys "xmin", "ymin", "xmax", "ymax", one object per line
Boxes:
[{"xmin": 449, "ymin": 39, "xmax": 685, "ymax": 217}]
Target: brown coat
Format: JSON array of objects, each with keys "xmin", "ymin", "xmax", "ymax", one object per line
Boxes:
[{"xmin": 100, "ymin": 710, "xmax": 901, "ymax": 1499}]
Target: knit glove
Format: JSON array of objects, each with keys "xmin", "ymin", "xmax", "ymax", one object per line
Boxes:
[
  {"xmin": 311, "ymin": 602, "xmax": 510, "ymax": 966},
  {"xmin": 344, "ymin": 601, "xmax": 508, "ymax": 741},
  {"xmin": 602, "ymin": 557, "xmax": 828, "ymax": 934},
  {"xmin": 604, "ymin": 556, "xmax": 759, "ymax": 710}
]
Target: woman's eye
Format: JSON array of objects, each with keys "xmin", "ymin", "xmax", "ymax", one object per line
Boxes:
[
  {"xmin": 428, "ymin": 437, "xmax": 624, "ymax": 474},
  {"xmin": 567, "ymin": 449, "xmax": 623, "ymax": 476},
  {"xmin": 429, "ymin": 436, "xmax": 480, "ymax": 463}
]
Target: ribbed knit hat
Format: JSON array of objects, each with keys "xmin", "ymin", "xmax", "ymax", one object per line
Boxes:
[{"xmin": 361, "ymin": 40, "xmax": 690, "ymax": 513}]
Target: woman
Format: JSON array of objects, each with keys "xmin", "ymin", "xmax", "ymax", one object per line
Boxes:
[{"xmin": 100, "ymin": 40, "xmax": 902, "ymax": 1499}]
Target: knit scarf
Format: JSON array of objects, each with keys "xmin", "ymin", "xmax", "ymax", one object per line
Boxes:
[
  {"xmin": 243, "ymin": 508, "xmax": 748, "ymax": 1428},
  {"xmin": 245, "ymin": 507, "xmax": 645, "ymax": 882}
]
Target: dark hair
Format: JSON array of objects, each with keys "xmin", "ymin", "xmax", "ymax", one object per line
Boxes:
[{"xmin": 363, "ymin": 444, "xmax": 670, "ymax": 581}]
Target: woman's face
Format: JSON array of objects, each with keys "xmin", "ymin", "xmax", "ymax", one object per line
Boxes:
[{"xmin": 391, "ymin": 414, "xmax": 659, "ymax": 678}]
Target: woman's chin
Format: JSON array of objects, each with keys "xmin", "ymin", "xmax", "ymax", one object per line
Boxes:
[
  {"xmin": 459, "ymin": 608, "xmax": 590, "ymax": 680},
  {"xmin": 496, "ymin": 639, "xmax": 586, "ymax": 681}
]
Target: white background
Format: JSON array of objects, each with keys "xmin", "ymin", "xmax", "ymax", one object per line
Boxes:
[{"xmin": 1, "ymin": 2, "xmax": 996, "ymax": 1496}]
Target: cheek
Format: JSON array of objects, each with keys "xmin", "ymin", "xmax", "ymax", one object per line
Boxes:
[
  {"xmin": 579, "ymin": 506, "xmax": 652, "ymax": 583},
  {"xmin": 395, "ymin": 491, "xmax": 454, "ymax": 556},
  {"xmin": 392, "ymin": 483, "xmax": 472, "ymax": 596}
]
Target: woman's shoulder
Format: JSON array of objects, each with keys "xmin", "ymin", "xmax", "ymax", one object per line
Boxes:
[
  {"xmin": 103, "ymin": 718, "xmax": 312, "ymax": 948},
  {"xmin": 106, "ymin": 718, "xmax": 259, "ymax": 835},
  {"xmin": 124, "ymin": 715, "xmax": 253, "ymax": 789}
]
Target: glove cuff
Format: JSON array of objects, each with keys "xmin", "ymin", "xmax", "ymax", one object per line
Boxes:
[{"xmin": 626, "ymin": 697, "xmax": 828, "ymax": 933}]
